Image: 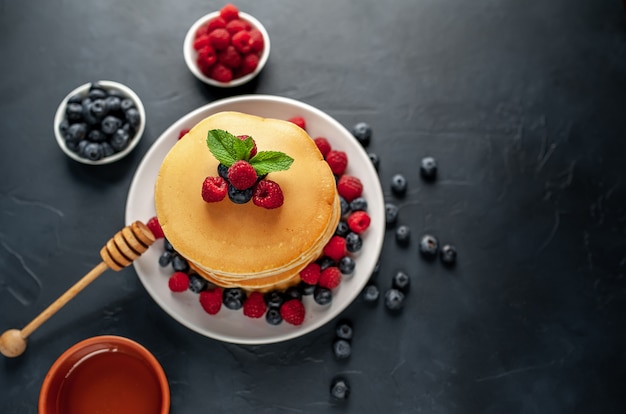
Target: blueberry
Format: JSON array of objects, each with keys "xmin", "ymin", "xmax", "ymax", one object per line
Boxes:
[
  {"xmin": 384, "ymin": 288, "xmax": 405, "ymax": 311},
  {"xmin": 345, "ymin": 232, "xmax": 362, "ymax": 253},
  {"xmin": 228, "ymin": 184, "xmax": 253, "ymax": 204},
  {"xmin": 172, "ymin": 255, "xmax": 189, "ymax": 272},
  {"xmin": 332, "ymin": 339, "xmax": 352, "ymax": 359},
  {"xmin": 420, "ymin": 156, "xmax": 437, "ymax": 180},
  {"xmin": 314, "ymin": 286, "xmax": 333, "ymax": 305},
  {"xmin": 188, "ymin": 274, "xmax": 208, "ymax": 293},
  {"xmin": 391, "ymin": 174, "xmax": 407, "ymax": 196},
  {"xmin": 338, "ymin": 256, "xmax": 355, "ymax": 275},
  {"xmin": 65, "ymin": 139, "xmax": 79, "ymax": 153},
  {"xmin": 223, "ymin": 288, "xmax": 246, "ymax": 310},
  {"xmin": 297, "ymin": 281, "xmax": 316, "ymax": 296},
  {"xmin": 101, "ymin": 116, "xmax": 123, "ymax": 135},
  {"xmin": 101, "ymin": 142, "xmax": 115, "ymax": 157},
  {"xmin": 58, "ymin": 119, "xmax": 70, "ymax": 135},
  {"xmin": 88, "ymin": 85, "xmax": 108, "ymax": 100},
  {"xmin": 83, "ymin": 142, "xmax": 103, "ymax": 161},
  {"xmin": 76, "ymin": 140, "xmax": 89, "ymax": 155},
  {"xmin": 339, "ymin": 196, "xmax": 350, "ymax": 216},
  {"xmin": 368, "ymin": 152, "xmax": 380, "ymax": 171},
  {"xmin": 88, "ymin": 129, "xmax": 106, "ymax": 143},
  {"xmin": 335, "ymin": 221, "xmax": 350, "ymax": 237},
  {"xmin": 395, "ymin": 225, "xmax": 411, "ymax": 246},
  {"xmin": 65, "ymin": 102, "xmax": 83, "ymax": 121},
  {"xmin": 335, "ymin": 319, "xmax": 353, "ymax": 341},
  {"xmin": 164, "ymin": 238, "xmax": 175, "ymax": 252},
  {"xmin": 89, "ymin": 99, "xmax": 108, "ymax": 120},
  {"xmin": 158, "ymin": 251, "xmax": 173, "ymax": 267},
  {"xmin": 317, "ymin": 256, "xmax": 336, "ymax": 270},
  {"xmin": 65, "ymin": 123, "xmax": 87, "ymax": 143},
  {"xmin": 349, "ymin": 197, "xmax": 367, "ymax": 212},
  {"xmin": 120, "ymin": 98, "xmax": 135, "ymax": 111},
  {"xmin": 284, "ymin": 286, "xmax": 302, "ymax": 301},
  {"xmin": 350, "ymin": 122, "xmax": 372, "ymax": 147},
  {"xmin": 125, "ymin": 108, "xmax": 141, "ymax": 129},
  {"xmin": 264, "ymin": 290, "xmax": 284, "ymax": 308},
  {"xmin": 217, "ymin": 163, "xmax": 229, "ymax": 180},
  {"xmin": 110, "ymin": 128, "xmax": 130, "ymax": 151},
  {"xmin": 81, "ymin": 98, "xmax": 99, "ymax": 125},
  {"xmin": 385, "ymin": 203, "xmax": 399, "ymax": 226},
  {"xmin": 419, "ymin": 234, "xmax": 439, "ymax": 259},
  {"xmin": 362, "ymin": 284, "xmax": 380, "ymax": 303},
  {"xmin": 392, "ymin": 270, "xmax": 410, "ymax": 292},
  {"xmin": 105, "ymin": 95, "xmax": 121, "ymax": 112},
  {"xmin": 330, "ymin": 376, "xmax": 350, "ymax": 401},
  {"xmin": 265, "ymin": 307, "xmax": 283, "ymax": 325},
  {"xmin": 67, "ymin": 94, "xmax": 83, "ymax": 104},
  {"xmin": 440, "ymin": 244, "xmax": 457, "ymax": 266}
]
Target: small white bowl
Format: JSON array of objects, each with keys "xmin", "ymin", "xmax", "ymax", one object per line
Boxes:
[
  {"xmin": 183, "ymin": 11, "xmax": 270, "ymax": 88},
  {"xmin": 54, "ymin": 80, "xmax": 146, "ymax": 165}
]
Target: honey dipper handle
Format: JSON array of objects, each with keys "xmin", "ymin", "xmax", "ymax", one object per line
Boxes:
[{"xmin": 20, "ymin": 261, "xmax": 109, "ymax": 338}]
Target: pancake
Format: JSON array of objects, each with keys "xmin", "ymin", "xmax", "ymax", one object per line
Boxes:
[{"xmin": 155, "ymin": 111, "xmax": 340, "ymax": 290}]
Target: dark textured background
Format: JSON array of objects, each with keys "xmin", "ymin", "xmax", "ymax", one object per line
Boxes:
[{"xmin": 1, "ymin": 0, "xmax": 626, "ymax": 412}]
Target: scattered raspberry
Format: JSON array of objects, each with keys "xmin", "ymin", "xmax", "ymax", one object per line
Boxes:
[
  {"xmin": 209, "ymin": 63, "xmax": 233, "ymax": 82},
  {"xmin": 252, "ymin": 179, "xmax": 284, "ymax": 209},
  {"xmin": 226, "ymin": 19, "xmax": 250, "ymax": 34},
  {"xmin": 323, "ymin": 235, "xmax": 347, "ymax": 261},
  {"xmin": 337, "ymin": 175, "xmax": 363, "ymax": 202},
  {"xmin": 288, "ymin": 116, "xmax": 306, "ymax": 130},
  {"xmin": 218, "ymin": 45, "xmax": 242, "ymax": 69},
  {"xmin": 242, "ymin": 291, "xmax": 267, "ymax": 318},
  {"xmin": 228, "ymin": 160, "xmax": 258, "ymax": 190},
  {"xmin": 248, "ymin": 29, "xmax": 265, "ymax": 52},
  {"xmin": 299, "ymin": 262, "xmax": 321, "ymax": 285},
  {"xmin": 219, "ymin": 3, "xmax": 239, "ymax": 21},
  {"xmin": 231, "ymin": 30, "xmax": 252, "ymax": 53},
  {"xmin": 237, "ymin": 134, "xmax": 257, "ymax": 157},
  {"xmin": 239, "ymin": 53, "xmax": 259, "ymax": 76},
  {"xmin": 347, "ymin": 211, "xmax": 371, "ymax": 234},
  {"xmin": 208, "ymin": 28, "xmax": 231, "ymax": 51},
  {"xmin": 314, "ymin": 137, "xmax": 332, "ymax": 158},
  {"xmin": 280, "ymin": 299, "xmax": 305, "ymax": 325},
  {"xmin": 326, "ymin": 150, "xmax": 348, "ymax": 175},
  {"xmin": 146, "ymin": 216, "xmax": 164, "ymax": 239},
  {"xmin": 202, "ymin": 176, "xmax": 228, "ymax": 202},
  {"xmin": 319, "ymin": 266, "xmax": 342, "ymax": 290},
  {"xmin": 199, "ymin": 288, "xmax": 223, "ymax": 315},
  {"xmin": 168, "ymin": 272, "xmax": 189, "ymax": 292},
  {"xmin": 206, "ymin": 16, "xmax": 227, "ymax": 32},
  {"xmin": 178, "ymin": 128, "xmax": 190, "ymax": 140},
  {"xmin": 193, "ymin": 35, "xmax": 212, "ymax": 51}
]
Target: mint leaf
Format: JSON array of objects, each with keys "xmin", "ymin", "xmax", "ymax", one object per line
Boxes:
[
  {"xmin": 232, "ymin": 135, "xmax": 253, "ymax": 161},
  {"xmin": 249, "ymin": 151, "xmax": 294, "ymax": 175},
  {"xmin": 206, "ymin": 129, "xmax": 238, "ymax": 166}
]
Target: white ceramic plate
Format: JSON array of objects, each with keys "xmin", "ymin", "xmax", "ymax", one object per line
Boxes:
[{"xmin": 125, "ymin": 95, "xmax": 384, "ymax": 344}]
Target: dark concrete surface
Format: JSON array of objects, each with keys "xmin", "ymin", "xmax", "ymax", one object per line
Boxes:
[{"xmin": 1, "ymin": 0, "xmax": 625, "ymax": 412}]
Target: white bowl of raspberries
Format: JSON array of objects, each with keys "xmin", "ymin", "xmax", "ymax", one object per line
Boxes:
[
  {"xmin": 183, "ymin": 4, "xmax": 270, "ymax": 87},
  {"xmin": 54, "ymin": 80, "xmax": 146, "ymax": 165}
]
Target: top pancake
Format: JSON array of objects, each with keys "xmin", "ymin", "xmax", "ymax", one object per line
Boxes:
[{"xmin": 155, "ymin": 111, "xmax": 338, "ymax": 275}]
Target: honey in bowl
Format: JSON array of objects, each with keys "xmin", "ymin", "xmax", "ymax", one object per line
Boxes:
[{"xmin": 39, "ymin": 336, "xmax": 169, "ymax": 414}]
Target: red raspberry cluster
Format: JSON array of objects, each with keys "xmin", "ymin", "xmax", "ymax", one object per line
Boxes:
[{"xmin": 193, "ymin": 4, "xmax": 265, "ymax": 83}]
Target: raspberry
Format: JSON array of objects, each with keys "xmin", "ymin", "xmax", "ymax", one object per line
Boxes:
[
  {"xmin": 202, "ymin": 176, "xmax": 228, "ymax": 202},
  {"xmin": 337, "ymin": 175, "xmax": 363, "ymax": 202},
  {"xmin": 347, "ymin": 211, "xmax": 371, "ymax": 234},
  {"xmin": 219, "ymin": 3, "xmax": 239, "ymax": 21},
  {"xmin": 207, "ymin": 16, "xmax": 227, "ymax": 32},
  {"xmin": 209, "ymin": 63, "xmax": 233, "ymax": 83},
  {"xmin": 146, "ymin": 216, "xmax": 164, "ymax": 239},
  {"xmin": 195, "ymin": 23, "xmax": 211, "ymax": 38},
  {"xmin": 239, "ymin": 53, "xmax": 259, "ymax": 76},
  {"xmin": 226, "ymin": 19, "xmax": 250, "ymax": 34},
  {"xmin": 218, "ymin": 45, "xmax": 242, "ymax": 69},
  {"xmin": 208, "ymin": 28, "xmax": 231, "ymax": 51},
  {"xmin": 178, "ymin": 128, "xmax": 190, "ymax": 140},
  {"xmin": 299, "ymin": 262, "xmax": 321, "ymax": 285},
  {"xmin": 228, "ymin": 160, "xmax": 257, "ymax": 190},
  {"xmin": 193, "ymin": 35, "xmax": 212, "ymax": 51},
  {"xmin": 248, "ymin": 29, "xmax": 265, "ymax": 52},
  {"xmin": 314, "ymin": 137, "xmax": 332, "ymax": 158},
  {"xmin": 325, "ymin": 150, "xmax": 348, "ymax": 175},
  {"xmin": 242, "ymin": 291, "xmax": 267, "ymax": 318},
  {"xmin": 280, "ymin": 299, "xmax": 305, "ymax": 325},
  {"xmin": 288, "ymin": 116, "xmax": 306, "ymax": 130},
  {"xmin": 231, "ymin": 30, "xmax": 252, "ymax": 53},
  {"xmin": 323, "ymin": 235, "xmax": 347, "ymax": 261},
  {"xmin": 168, "ymin": 272, "xmax": 189, "ymax": 292},
  {"xmin": 197, "ymin": 46, "xmax": 217, "ymax": 71},
  {"xmin": 319, "ymin": 266, "xmax": 342, "ymax": 290},
  {"xmin": 237, "ymin": 134, "xmax": 257, "ymax": 157},
  {"xmin": 199, "ymin": 288, "xmax": 223, "ymax": 315},
  {"xmin": 252, "ymin": 179, "xmax": 284, "ymax": 209}
]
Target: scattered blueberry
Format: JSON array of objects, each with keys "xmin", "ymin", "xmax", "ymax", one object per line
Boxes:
[
  {"xmin": 349, "ymin": 197, "xmax": 367, "ymax": 212},
  {"xmin": 172, "ymin": 255, "xmax": 189, "ymax": 272},
  {"xmin": 440, "ymin": 244, "xmax": 457, "ymax": 266},
  {"xmin": 265, "ymin": 307, "xmax": 283, "ymax": 325},
  {"xmin": 391, "ymin": 174, "xmax": 408, "ymax": 196},
  {"xmin": 384, "ymin": 289, "xmax": 405, "ymax": 311},
  {"xmin": 317, "ymin": 256, "xmax": 336, "ymax": 270},
  {"xmin": 335, "ymin": 319, "xmax": 353, "ymax": 341},
  {"xmin": 350, "ymin": 122, "xmax": 372, "ymax": 147},
  {"xmin": 163, "ymin": 238, "xmax": 175, "ymax": 252},
  {"xmin": 345, "ymin": 232, "xmax": 363, "ymax": 253},
  {"xmin": 332, "ymin": 339, "xmax": 352, "ymax": 359},
  {"xmin": 228, "ymin": 184, "xmax": 254, "ymax": 204},
  {"xmin": 297, "ymin": 281, "xmax": 316, "ymax": 296},
  {"xmin": 217, "ymin": 163, "xmax": 229, "ymax": 180},
  {"xmin": 385, "ymin": 203, "xmax": 399, "ymax": 226},
  {"xmin": 338, "ymin": 256, "xmax": 355, "ymax": 275},
  {"xmin": 335, "ymin": 221, "xmax": 350, "ymax": 237},
  {"xmin": 392, "ymin": 271, "xmax": 410, "ymax": 292},
  {"xmin": 314, "ymin": 286, "xmax": 333, "ymax": 305},
  {"xmin": 419, "ymin": 234, "xmax": 439, "ymax": 259},
  {"xmin": 395, "ymin": 225, "xmax": 411, "ymax": 246},
  {"xmin": 188, "ymin": 274, "xmax": 208, "ymax": 293},
  {"xmin": 284, "ymin": 286, "xmax": 303, "ymax": 301},
  {"xmin": 264, "ymin": 290, "xmax": 284, "ymax": 308},
  {"xmin": 223, "ymin": 288, "xmax": 246, "ymax": 310},
  {"xmin": 330, "ymin": 376, "xmax": 350, "ymax": 401},
  {"xmin": 368, "ymin": 152, "xmax": 380, "ymax": 171},
  {"xmin": 420, "ymin": 156, "xmax": 437, "ymax": 180},
  {"xmin": 362, "ymin": 284, "xmax": 380, "ymax": 303},
  {"xmin": 158, "ymin": 251, "xmax": 173, "ymax": 267},
  {"xmin": 339, "ymin": 196, "xmax": 350, "ymax": 216}
]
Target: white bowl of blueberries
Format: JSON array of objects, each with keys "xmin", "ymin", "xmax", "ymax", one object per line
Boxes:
[{"xmin": 54, "ymin": 80, "xmax": 146, "ymax": 165}]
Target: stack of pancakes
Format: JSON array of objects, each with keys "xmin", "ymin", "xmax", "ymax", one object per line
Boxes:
[{"xmin": 155, "ymin": 111, "xmax": 340, "ymax": 291}]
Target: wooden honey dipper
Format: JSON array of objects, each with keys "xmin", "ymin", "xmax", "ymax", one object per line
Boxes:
[{"xmin": 0, "ymin": 221, "xmax": 155, "ymax": 358}]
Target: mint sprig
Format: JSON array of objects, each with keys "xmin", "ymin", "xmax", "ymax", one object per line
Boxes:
[{"xmin": 207, "ymin": 129, "xmax": 293, "ymax": 174}]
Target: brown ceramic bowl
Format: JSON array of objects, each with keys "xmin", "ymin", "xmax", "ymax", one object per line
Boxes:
[{"xmin": 39, "ymin": 335, "xmax": 169, "ymax": 414}]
